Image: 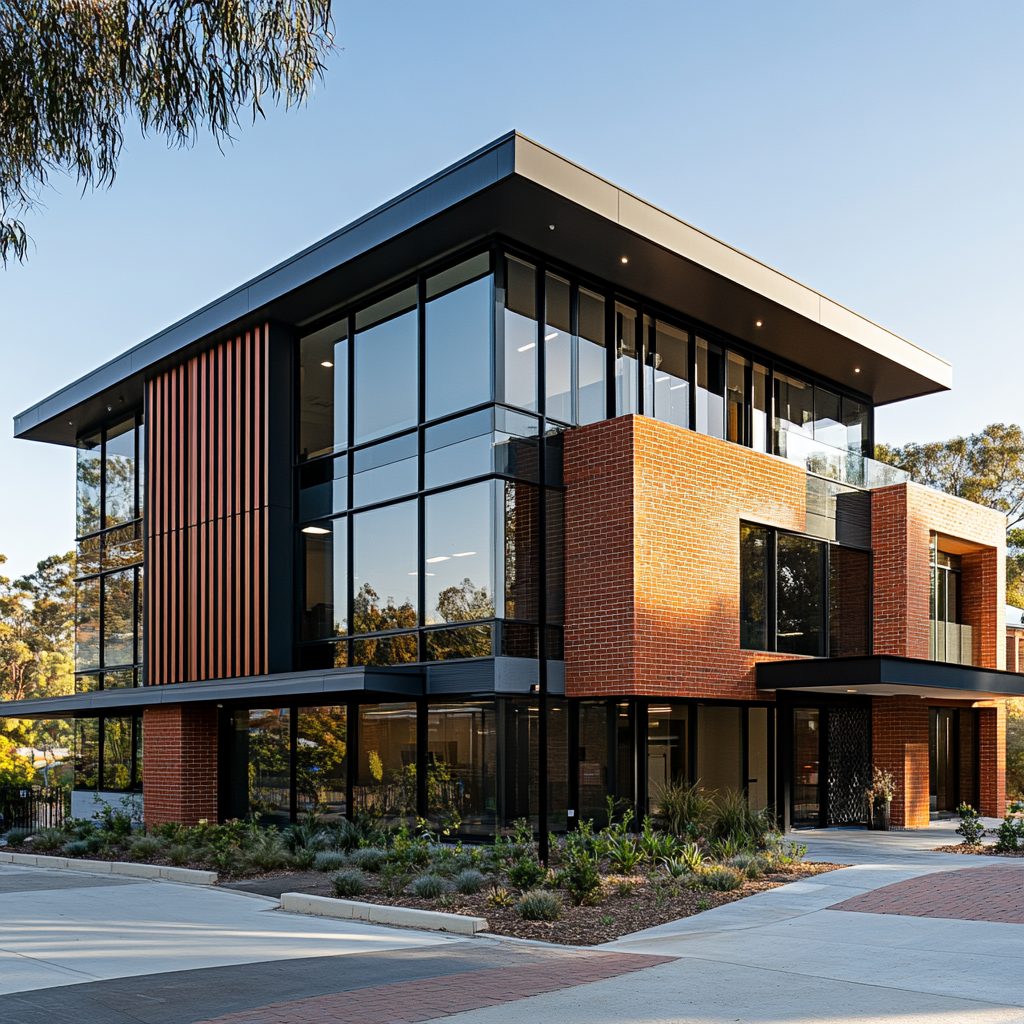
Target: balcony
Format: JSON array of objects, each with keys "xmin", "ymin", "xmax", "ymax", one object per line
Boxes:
[
  {"xmin": 931, "ymin": 620, "xmax": 974, "ymax": 667},
  {"xmin": 775, "ymin": 428, "xmax": 909, "ymax": 490}
]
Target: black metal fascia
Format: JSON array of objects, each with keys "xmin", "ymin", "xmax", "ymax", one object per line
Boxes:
[{"xmin": 756, "ymin": 655, "xmax": 1024, "ymax": 696}]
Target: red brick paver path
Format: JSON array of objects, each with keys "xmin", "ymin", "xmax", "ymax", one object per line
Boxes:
[
  {"xmin": 197, "ymin": 952, "xmax": 675, "ymax": 1024},
  {"xmin": 829, "ymin": 863, "xmax": 1024, "ymax": 923}
]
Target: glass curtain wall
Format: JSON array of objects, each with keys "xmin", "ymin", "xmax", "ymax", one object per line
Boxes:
[{"xmin": 74, "ymin": 415, "xmax": 145, "ymax": 693}]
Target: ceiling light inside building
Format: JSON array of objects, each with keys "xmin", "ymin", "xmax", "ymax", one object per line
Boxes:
[
  {"xmin": 301, "ymin": 526, "xmax": 330, "ymax": 535},
  {"xmin": 452, "ymin": 551, "xmax": 476, "ymax": 557},
  {"xmin": 756, "ymin": 321, "xmax": 762, "ymax": 327},
  {"xmin": 321, "ymin": 361, "xmax": 333, "ymax": 368},
  {"xmin": 426, "ymin": 556, "xmax": 450, "ymax": 563},
  {"xmin": 545, "ymin": 333, "xmax": 558, "ymax": 341},
  {"xmin": 854, "ymin": 367, "xmax": 861, "ymax": 373}
]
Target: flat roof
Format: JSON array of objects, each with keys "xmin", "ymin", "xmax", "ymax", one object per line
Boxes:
[{"xmin": 15, "ymin": 131, "xmax": 952, "ymax": 447}]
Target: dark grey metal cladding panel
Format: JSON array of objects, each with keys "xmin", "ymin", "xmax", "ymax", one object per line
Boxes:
[
  {"xmin": 426, "ymin": 659, "xmax": 497, "ymax": 695},
  {"xmin": 756, "ymin": 656, "xmax": 883, "ymax": 689},
  {"xmin": 494, "ymin": 657, "xmax": 539, "ymax": 693},
  {"xmin": 131, "ymin": 291, "xmax": 252, "ymax": 370},
  {"xmin": 835, "ymin": 489, "xmax": 871, "ymax": 548},
  {"xmin": 548, "ymin": 661, "xmax": 566, "ymax": 695}
]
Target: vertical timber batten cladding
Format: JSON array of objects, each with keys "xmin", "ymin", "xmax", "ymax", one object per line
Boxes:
[{"xmin": 145, "ymin": 324, "xmax": 292, "ymax": 685}]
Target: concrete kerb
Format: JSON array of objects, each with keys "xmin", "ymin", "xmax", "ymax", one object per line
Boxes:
[
  {"xmin": 0, "ymin": 850, "xmax": 218, "ymax": 884},
  {"xmin": 280, "ymin": 892, "xmax": 490, "ymax": 935}
]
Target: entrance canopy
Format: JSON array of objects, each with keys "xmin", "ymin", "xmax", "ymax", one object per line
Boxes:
[{"xmin": 757, "ymin": 655, "xmax": 1024, "ymax": 702}]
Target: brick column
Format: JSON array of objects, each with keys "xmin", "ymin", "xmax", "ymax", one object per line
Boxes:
[
  {"xmin": 978, "ymin": 703, "xmax": 1007, "ymax": 819},
  {"xmin": 143, "ymin": 705, "xmax": 219, "ymax": 827},
  {"xmin": 871, "ymin": 697, "xmax": 930, "ymax": 828}
]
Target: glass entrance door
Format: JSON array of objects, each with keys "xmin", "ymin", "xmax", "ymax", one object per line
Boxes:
[{"xmin": 793, "ymin": 708, "xmax": 820, "ymax": 827}]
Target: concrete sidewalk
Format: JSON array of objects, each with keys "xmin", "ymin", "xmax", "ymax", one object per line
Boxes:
[{"xmin": 0, "ymin": 862, "xmax": 458, "ymax": 995}]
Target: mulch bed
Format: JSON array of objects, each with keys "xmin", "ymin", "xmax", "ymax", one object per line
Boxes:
[
  {"xmin": 221, "ymin": 862, "xmax": 845, "ymax": 945},
  {"xmin": 932, "ymin": 844, "xmax": 1024, "ymax": 858}
]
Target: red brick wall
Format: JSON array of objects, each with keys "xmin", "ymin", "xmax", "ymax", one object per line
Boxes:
[
  {"xmin": 143, "ymin": 705, "xmax": 219, "ymax": 826},
  {"xmin": 871, "ymin": 483, "xmax": 1006, "ymax": 669},
  {"xmin": 979, "ymin": 702, "xmax": 1007, "ymax": 818},
  {"xmin": 871, "ymin": 696, "xmax": 930, "ymax": 828},
  {"xmin": 564, "ymin": 416, "xmax": 807, "ymax": 699}
]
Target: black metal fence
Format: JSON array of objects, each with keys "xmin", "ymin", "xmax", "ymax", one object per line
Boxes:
[{"xmin": 0, "ymin": 785, "xmax": 69, "ymax": 833}]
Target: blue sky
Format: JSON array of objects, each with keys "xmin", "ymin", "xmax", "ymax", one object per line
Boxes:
[{"xmin": 1, "ymin": 1, "xmax": 1020, "ymax": 577}]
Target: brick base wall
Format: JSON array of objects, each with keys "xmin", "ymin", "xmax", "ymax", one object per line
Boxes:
[
  {"xmin": 979, "ymin": 703, "xmax": 1007, "ymax": 818},
  {"xmin": 142, "ymin": 705, "xmax": 219, "ymax": 826},
  {"xmin": 871, "ymin": 697, "xmax": 931, "ymax": 828}
]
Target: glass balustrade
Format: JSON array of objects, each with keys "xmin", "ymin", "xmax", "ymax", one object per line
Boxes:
[{"xmin": 775, "ymin": 427, "xmax": 909, "ymax": 489}]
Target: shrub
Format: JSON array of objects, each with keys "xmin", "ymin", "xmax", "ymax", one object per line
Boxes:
[
  {"xmin": 128, "ymin": 836, "xmax": 166, "ymax": 860},
  {"xmin": 412, "ymin": 874, "xmax": 447, "ymax": 899},
  {"xmin": 379, "ymin": 863, "xmax": 412, "ymax": 895},
  {"xmin": 168, "ymin": 844, "xmax": 191, "ymax": 866},
  {"xmin": 3, "ymin": 828, "xmax": 32, "ymax": 845},
  {"xmin": 507, "ymin": 856, "xmax": 546, "ymax": 889},
  {"xmin": 84, "ymin": 833, "xmax": 109, "ymax": 854},
  {"xmin": 660, "ymin": 857, "xmax": 689, "ymax": 879},
  {"xmin": 349, "ymin": 847, "xmax": 385, "ymax": 873},
  {"xmin": 955, "ymin": 804, "xmax": 985, "ymax": 845},
  {"xmin": 292, "ymin": 847, "xmax": 318, "ymax": 870},
  {"xmin": 995, "ymin": 815, "xmax": 1024, "ymax": 853},
  {"xmin": 331, "ymin": 869, "xmax": 368, "ymax": 898},
  {"xmin": 700, "ymin": 866, "xmax": 745, "ymax": 892},
  {"xmin": 245, "ymin": 832, "xmax": 291, "ymax": 872},
  {"xmin": 615, "ymin": 879, "xmax": 636, "ymax": 896},
  {"xmin": 32, "ymin": 827, "xmax": 65, "ymax": 851},
  {"xmin": 657, "ymin": 781, "xmax": 716, "ymax": 836},
  {"xmin": 313, "ymin": 850, "xmax": 349, "ymax": 873},
  {"xmin": 678, "ymin": 842, "xmax": 706, "ymax": 872},
  {"xmin": 64, "ymin": 840, "xmax": 90, "ymax": 856},
  {"xmin": 517, "ymin": 889, "xmax": 562, "ymax": 921},
  {"xmin": 452, "ymin": 868, "xmax": 484, "ymax": 895},
  {"xmin": 561, "ymin": 851, "xmax": 602, "ymax": 906}
]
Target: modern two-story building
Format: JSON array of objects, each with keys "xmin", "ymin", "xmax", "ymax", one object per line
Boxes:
[{"xmin": 4, "ymin": 133, "xmax": 1019, "ymax": 835}]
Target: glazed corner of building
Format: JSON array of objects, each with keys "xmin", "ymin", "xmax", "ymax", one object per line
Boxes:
[{"xmin": 7, "ymin": 130, "xmax": 1019, "ymax": 833}]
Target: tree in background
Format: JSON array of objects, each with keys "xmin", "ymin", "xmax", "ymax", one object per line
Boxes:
[
  {"xmin": 1007, "ymin": 698, "xmax": 1024, "ymax": 802},
  {"xmin": 875, "ymin": 423, "xmax": 1024, "ymax": 607},
  {"xmin": 1, "ymin": 0, "xmax": 334, "ymax": 262},
  {"xmin": 0, "ymin": 552, "xmax": 76, "ymax": 779}
]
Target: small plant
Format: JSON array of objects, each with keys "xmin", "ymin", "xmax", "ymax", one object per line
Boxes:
[
  {"xmin": 313, "ymin": 850, "xmax": 349, "ymax": 873},
  {"xmin": 452, "ymin": 868, "xmax": 484, "ymax": 895},
  {"xmin": 3, "ymin": 828, "xmax": 32, "ymax": 845},
  {"xmin": 84, "ymin": 833, "xmax": 109, "ymax": 854},
  {"xmin": 615, "ymin": 878, "xmax": 636, "ymax": 896},
  {"xmin": 350, "ymin": 847, "xmax": 386, "ymax": 872},
  {"xmin": 64, "ymin": 839, "xmax": 90, "ymax": 856},
  {"xmin": 786, "ymin": 841, "xmax": 807, "ymax": 863},
  {"xmin": 700, "ymin": 866, "xmax": 745, "ymax": 892},
  {"xmin": 31, "ymin": 827, "xmax": 64, "ymax": 851},
  {"xmin": 657, "ymin": 780, "xmax": 716, "ymax": 837},
  {"xmin": 606, "ymin": 835, "xmax": 642, "ymax": 873},
  {"xmin": 331, "ymin": 869, "xmax": 368, "ymax": 898},
  {"xmin": 168, "ymin": 844, "xmax": 191, "ymax": 866},
  {"xmin": 955, "ymin": 804, "xmax": 985, "ymax": 846},
  {"xmin": 507, "ymin": 856, "xmax": 546, "ymax": 889},
  {"xmin": 412, "ymin": 873, "xmax": 447, "ymax": 899},
  {"xmin": 485, "ymin": 884, "xmax": 516, "ymax": 908},
  {"xmin": 378, "ymin": 862, "xmax": 413, "ymax": 895},
  {"xmin": 677, "ymin": 842, "xmax": 706, "ymax": 872},
  {"xmin": 128, "ymin": 836, "xmax": 165, "ymax": 860},
  {"xmin": 245, "ymin": 832, "xmax": 291, "ymax": 872},
  {"xmin": 292, "ymin": 847, "xmax": 318, "ymax": 870},
  {"xmin": 437, "ymin": 893, "xmax": 460, "ymax": 910},
  {"xmin": 697, "ymin": 898, "xmax": 710, "ymax": 911},
  {"xmin": 994, "ymin": 815, "xmax": 1024, "ymax": 853},
  {"xmin": 660, "ymin": 857, "xmax": 689, "ymax": 879},
  {"xmin": 599, "ymin": 914, "xmax": 615, "ymax": 925},
  {"xmin": 517, "ymin": 889, "xmax": 562, "ymax": 921},
  {"xmin": 867, "ymin": 765, "xmax": 896, "ymax": 807},
  {"xmin": 710, "ymin": 837, "xmax": 740, "ymax": 861}
]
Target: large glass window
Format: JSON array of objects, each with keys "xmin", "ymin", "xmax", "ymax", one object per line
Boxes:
[
  {"xmin": 842, "ymin": 396, "xmax": 870, "ymax": 456},
  {"xmin": 246, "ymin": 708, "xmax": 291, "ymax": 826},
  {"xmin": 74, "ymin": 716, "xmax": 141, "ymax": 791},
  {"xmin": 577, "ymin": 287, "xmax": 606, "ymax": 425},
  {"xmin": 726, "ymin": 352, "xmax": 749, "ymax": 445},
  {"xmin": 615, "ymin": 302, "xmax": 638, "ymax": 415},
  {"xmin": 813, "ymin": 387, "xmax": 844, "ymax": 450},
  {"xmin": 74, "ymin": 718, "xmax": 100, "ymax": 789},
  {"xmin": 739, "ymin": 525, "xmax": 770, "ymax": 651},
  {"xmin": 425, "ymin": 255, "xmax": 492, "ymax": 420},
  {"xmin": 502, "ymin": 256, "xmax": 538, "ymax": 412},
  {"xmin": 428, "ymin": 702, "xmax": 497, "ymax": 836},
  {"xmin": 102, "ymin": 717, "xmax": 133, "ymax": 790},
  {"xmin": 75, "ymin": 577, "xmax": 100, "ymax": 671},
  {"xmin": 354, "ymin": 287, "xmax": 418, "ymax": 444},
  {"xmin": 298, "ymin": 454, "xmax": 347, "ymax": 521},
  {"xmin": 578, "ymin": 700, "xmax": 609, "ymax": 826},
  {"xmin": 299, "ymin": 319, "xmax": 348, "ymax": 461},
  {"xmin": 297, "ymin": 706, "xmax": 347, "ymax": 820},
  {"xmin": 424, "ymin": 409, "xmax": 492, "ymax": 488},
  {"xmin": 501, "ymin": 481, "xmax": 540, "ymax": 622},
  {"xmin": 545, "ymin": 273, "xmax": 573, "ymax": 423},
  {"xmin": 752, "ymin": 363, "xmax": 769, "ymax": 452},
  {"xmin": 647, "ymin": 704, "xmax": 688, "ymax": 815},
  {"xmin": 651, "ymin": 321, "xmax": 690, "ymax": 429},
  {"xmin": 300, "ymin": 518, "xmax": 346, "ymax": 641},
  {"xmin": 352, "ymin": 499, "xmax": 418, "ymax": 637},
  {"xmin": 777, "ymin": 534, "xmax": 825, "ymax": 656},
  {"xmin": 356, "ymin": 703, "xmax": 417, "ymax": 824},
  {"xmin": 76, "ymin": 433, "xmax": 102, "ymax": 537},
  {"xmin": 424, "ymin": 482, "xmax": 494, "ymax": 626},
  {"xmin": 104, "ymin": 420, "xmax": 136, "ymax": 527},
  {"xmin": 697, "ymin": 705, "xmax": 742, "ymax": 795},
  {"xmin": 352, "ymin": 433, "xmax": 417, "ymax": 508},
  {"xmin": 102, "ymin": 569, "xmax": 135, "ymax": 668},
  {"xmin": 695, "ymin": 337, "xmax": 725, "ymax": 438}
]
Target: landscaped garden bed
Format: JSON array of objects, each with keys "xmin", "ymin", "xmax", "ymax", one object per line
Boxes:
[
  {"xmin": 933, "ymin": 804, "xmax": 1024, "ymax": 857},
  {"xmin": 2, "ymin": 785, "xmax": 846, "ymax": 945}
]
